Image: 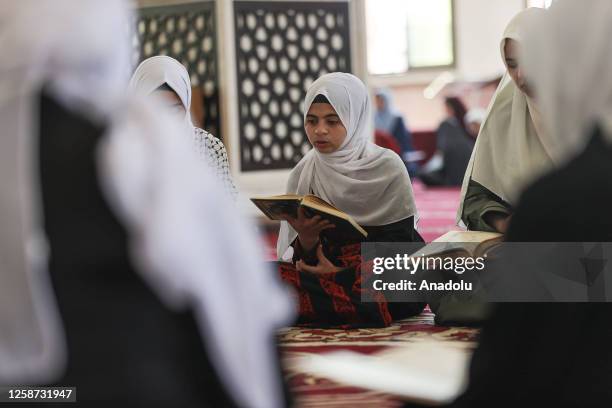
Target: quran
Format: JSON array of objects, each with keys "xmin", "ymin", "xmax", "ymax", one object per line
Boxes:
[{"xmin": 251, "ymin": 194, "xmax": 368, "ymax": 240}]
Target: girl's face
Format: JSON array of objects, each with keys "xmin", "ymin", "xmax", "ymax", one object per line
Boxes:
[
  {"xmin": 153, "ymin": 88, "xmax": 186, "ymax": 118},
  {"xmin": 504, "ymin": 39, "xmax": 533, "ymax": 97},
  {"xmin": 305, "ymin": 103, "xmax": 347, "ymax": 153}
]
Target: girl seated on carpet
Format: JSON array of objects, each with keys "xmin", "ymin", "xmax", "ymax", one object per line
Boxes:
[
  {"xmin": 276, "ymin": 72, "xmax": 425, "ymax": 328},
  {"xmin": 457, "ymin": 8, "xmax": 553, "ymax": 233}
]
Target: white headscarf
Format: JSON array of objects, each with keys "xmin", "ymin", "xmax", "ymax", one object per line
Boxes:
[
  {"xmin": 277, "ymin": 73, "xmax": 417, "ymax": 259},
  {"xmin": 523, "ymin": 0, "xmax": 612, "ymax": 162},
  {"xmin": 129, "ymin": 56, "xmax": 194, "ymax": 132},
  {"xmin": 0, "ymin": 0, "xmax": 132, "ymax": 384},
  {"xmin": 457, "ymin": 8, "xmax": 555, "ymax": 222},
  {"xmin": 0, "ymin": 2, "xmax": 292, "ymax": 407}
]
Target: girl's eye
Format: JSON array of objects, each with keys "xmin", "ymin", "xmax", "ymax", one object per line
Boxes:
[
  {"xmin": 306, "ymin": 119, "xmax": 317, "ymax": 125},
  {"xmin": 327, "ymin": 120, "xmax": 339, "ymax": 126}
]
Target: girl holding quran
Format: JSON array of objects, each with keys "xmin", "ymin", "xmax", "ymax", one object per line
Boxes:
[
  {"xmin": 275, "ymin": 72, "xmax": 425, "ymax": 328},
  {"xmin": 457, "ymin": 8, "xmax": 556, "ymax": 233}
]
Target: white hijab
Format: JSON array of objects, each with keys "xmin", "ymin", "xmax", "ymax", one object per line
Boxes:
[
  {"xmin": 129, "ymin": 55, "xmax": 195, "ymax": 132},
  {"xmin": 0, "ymin": 2, "xmax": 292, "ymax": 407},
  {"xmin": 277, "ymin": 73, "xmax": 417, "ymax": 259},
  {"xmin": 457, "ymin": 8, "xmax": 555, "ymax": 222},
  {"xmin": 0, "ymin": 0, "xmax": 131, "ymax": 385},
  {"xmin": 523, "ymin": 0, "xmax": 612, "ymax": 161}
]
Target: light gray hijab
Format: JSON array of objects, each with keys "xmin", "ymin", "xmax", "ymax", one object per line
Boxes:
[{"xmin": 277, "ymin": 73, "xmax": 417, "ymax": 259}]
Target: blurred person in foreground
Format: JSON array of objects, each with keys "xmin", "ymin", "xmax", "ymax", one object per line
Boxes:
[
  {"xmin": 0, "ymin": 1, "xmax": 292, "ymax": 406},
  {"xmin": 404, "ymin": 1, "xmax": 612, "ymax": 407},
  {"xmin": 455, "ymin": 1, "xmax": 612, "ymax": 406}
]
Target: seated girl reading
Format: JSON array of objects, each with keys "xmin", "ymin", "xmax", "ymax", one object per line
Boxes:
[{"xmin": 277, "ymin": 73, "xmax": 425, "ymax": 328}]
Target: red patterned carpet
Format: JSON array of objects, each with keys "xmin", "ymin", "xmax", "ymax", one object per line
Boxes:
[
  {"xmin": 411, "ymin": 181, "xmax": 462, "ymax": 243},
  {"xmin": 279, "ymin": 308, "xmax": 478, "ymax": 407}
]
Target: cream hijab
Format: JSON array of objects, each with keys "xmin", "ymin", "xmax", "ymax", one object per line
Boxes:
[
  {"xmin": 523, "ymin": 0, "xmax": 612, "ymax": 162},
  {"xmin": 277, "ymin": 73, "xmax": 417, "ymax": 259},
  {"xmin": 457, "ymin": 8, "xmax": 555, "ymax": 222}
]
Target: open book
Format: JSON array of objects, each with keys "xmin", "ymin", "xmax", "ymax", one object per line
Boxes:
[
  {"xmin": 413, "ymin": 230, "xmax": 503, "ymax": 259},
  {"xmin": 250, "ymin": 194, "xmax": 368, "ymax": 239},
  {"xmin": 296, "ymin": 341, "xmax": 473, "ymax": 405}
]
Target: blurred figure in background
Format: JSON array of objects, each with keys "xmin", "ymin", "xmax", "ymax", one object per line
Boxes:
[
  {"xmin": 0, "ymin": 1, "xmax": 291, "ymax": 406},
  {"xmin": 129, "ymin": 56, "xmax": 237, "ymax": 199},
  {"xmin": 452, "ymin": 1, "xmax": 612, "ymax": 406},
  {"xmin": 419, "ymin": 97, "xmax": 474, "ymax": 187},
  {"xmin": 374, "ymin": 88, "xmax": 419, "ymax": 175},
  {"xmin": 464, "ymin": 108, "xmax": 486, "ymax": 140},
  {"xmin": 457, "ymin": 8, "xmax": 552, "ymax": 233}
]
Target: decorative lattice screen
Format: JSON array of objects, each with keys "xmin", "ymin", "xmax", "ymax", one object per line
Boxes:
[{"xmin": 234, "ymin": 1, "xmax": 352, "ymax": 171}]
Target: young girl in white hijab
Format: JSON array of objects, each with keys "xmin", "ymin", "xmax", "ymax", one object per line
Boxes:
[
  {"xmin": 277, "ymin": 72, "xmax": 423, "ymax": 327},
  {"xmin": 129, "ymin": 56, "xmax": 237, "ymax": 199},
  {"xmin": 458, "ymin": 8, "xmax": 554, "ymax": 233}
]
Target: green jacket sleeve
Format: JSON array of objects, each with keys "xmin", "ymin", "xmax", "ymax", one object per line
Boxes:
[{"xmin": 461, "ymin": 179, "xmax": 512, "ymax": 232}]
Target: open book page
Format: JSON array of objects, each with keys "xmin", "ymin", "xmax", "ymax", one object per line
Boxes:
[
  {"xmin": 302, "ymin": 195, "xmax": 342, "ymax": 211},
  {"xmin": 296, "ymin": 341, "xmax": 473, "ymax": 405},
  {"xmin": 434, "ymin": 231, "xmax": 502, "ymax": 244},
  {"xmin": 412, "ymin": 231, "xmax": 503, "ymax": 258},
  {"xmin": 301, "ymin": 195, "xmax": 348, "ymax": 218}
]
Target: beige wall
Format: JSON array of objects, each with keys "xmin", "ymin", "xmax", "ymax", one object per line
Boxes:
[
  {"xmin": 390, "ymin": 83, "xmax": 498, "ymax": 132},
  {"xmin": 371, "ymin": 0, "xmax": 525, "ymax": 130}
]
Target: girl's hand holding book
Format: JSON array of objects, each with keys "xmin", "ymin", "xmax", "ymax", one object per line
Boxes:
[{"xmin": 282, "ymin": 207, "xmax": 335, "ymax": 251}]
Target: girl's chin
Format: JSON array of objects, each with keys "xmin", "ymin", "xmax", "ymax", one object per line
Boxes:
[
  {"xmin": 314, "ymin": 146, "xmax": 334, "ymax": 153},
  {"xmin": 313, "ymin": 142, "xmax": 335, "ymax": 153}
]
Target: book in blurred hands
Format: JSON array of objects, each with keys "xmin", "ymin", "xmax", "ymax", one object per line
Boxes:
[{"xmin": 412, "ymin": 230, "xmax": 503, "ymax": 259}]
